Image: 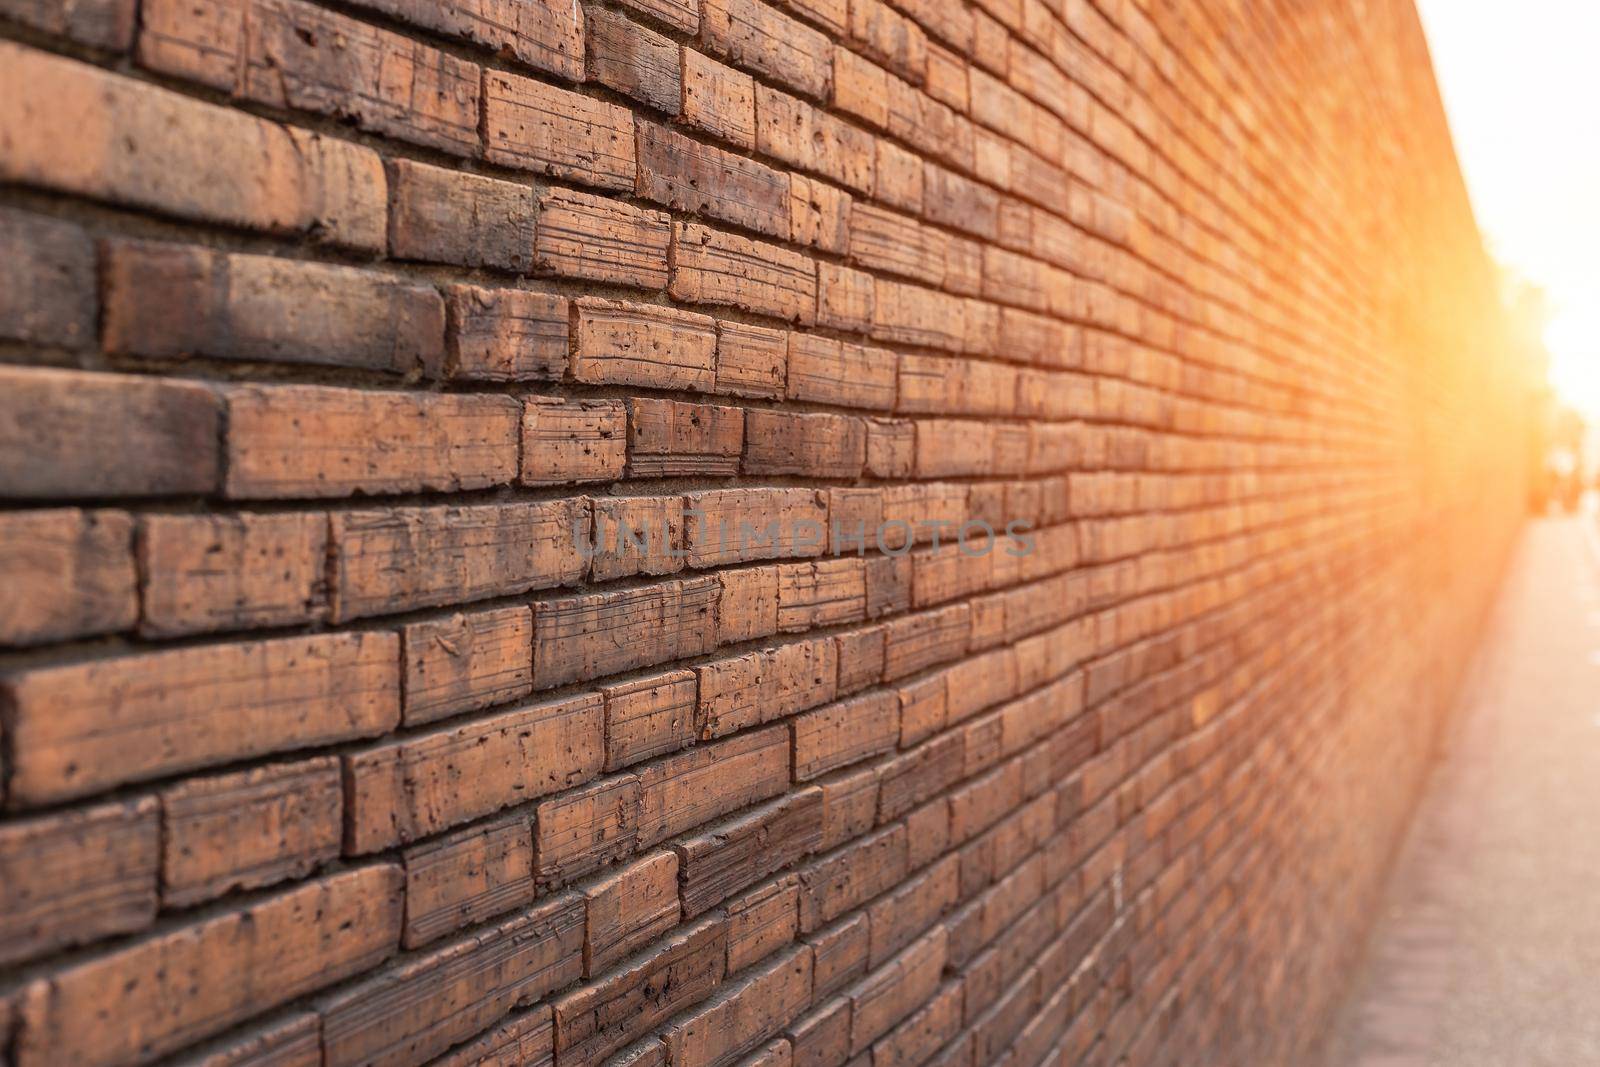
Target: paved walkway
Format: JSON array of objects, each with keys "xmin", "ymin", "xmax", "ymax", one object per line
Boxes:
[{"xmin": 1321, "ymin": 515, "xmax": 1600, "ymax": 1066}]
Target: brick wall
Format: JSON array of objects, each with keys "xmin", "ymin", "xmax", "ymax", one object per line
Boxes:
[{"xmin": 0, "ymin": 0, "xmax": 1528, "ymax": 1064}]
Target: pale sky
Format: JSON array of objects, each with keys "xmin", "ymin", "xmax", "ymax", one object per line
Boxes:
[{"xmin": 1413, "ymin": 0, "xmax": 1600, "ymax": 415}]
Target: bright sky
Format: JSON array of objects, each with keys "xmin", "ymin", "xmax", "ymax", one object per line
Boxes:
[{"xmin": 1413, "ymin": 0, "xmax": 1600, "ymax": 416}]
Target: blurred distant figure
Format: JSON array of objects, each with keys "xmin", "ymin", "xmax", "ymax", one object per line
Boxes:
[{"xmin": 1545, "ymin": 446, "xmax": 1581, "ymax": 513}]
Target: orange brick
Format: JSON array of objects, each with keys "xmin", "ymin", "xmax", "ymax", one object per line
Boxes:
[
  {"xmin": 522, "ymin": 397, "xmax": 629, "ymax": 486},
  {"xmin": 329, "ymin": 502, "xmax": 583, "ymax": 621},
  {"xmin": 0, "ymin": 508, "xmax": 136, "ymax": 646},
  {"xmin": 223, "ymin": 384, "xmax": 519, "ymax": 499},
  {"xmin": 15, "ymin": 866, "xmax": 402, "ymax": 1067},
  {"xmin": 575, "ymin": 297, "xmax": 718, "ymax": 391},
  {"xmin": 0, "ymin": 44, "xmax": 385, "ymax": 248},
  {"xmin": 389, "ymin": 159, "xmax": 536, "ymax": 272},
  {"xmin": 138, "ymin": 512, "xmax": 326, "ymax": 637},
  {"xmin": 400, "ymin": 813, "xmax": 535, "ymax": 948},
  {"xmin": 2, "ymin": 633, "xmax": 398, "ymax": 806},
  {"xmin": 159, "ymin": 757, "xmax": 341, "ymax": 908},
  {"xmin": 628, "ymin": 398, "xmax": 746, "ymax": 477},
  {"xmin": 0, "ymin": 798, "xmax": 158, "ymax": 967},
  {"xmin": 701, "ymin": 0, "xmax": 833, "ymax": 98},
  {"xmin": 0, "ymin": 208, "xmax": 95, "ymax": 348},
  {"xmin": 402, "ymin": 606, "xmax": 534, "ymax": 726},
  {"xmin": 317, "ymin": 895, "xmax": 582, "ymax": 1067},
  {"xmin": 672, "ymin": 222, "xmax": 818, "ymax": 323},
  {"xmin": 484, "ymin": 70, "xmax": 635, "ymax": 188},
  {"xmin": 583, "ymin": 850, "xmax": 682, "ymax": 975},
  {"xmin": 0, "ymin": 366, "xmax": 220, "ymax": 500},
  {"xmin": 343, "ymin": 693, "xmax": 603, "ymax": 852},
  {"xmin": 682, "ymin": 48, "xmax": 758, "ymax": 148},
  {"xmin": 345, "ymin": 0, "xmax": 582, "ymax": 78},
  {"xmin": 536, "ymin": 188, "xmax": 672, "ymax": 288},
  {"xmin": 443, "ymin": 285, "xmax": 569, "ymax": 381},
  {"xmin": 140, "ymin": 0, "xmax": 481, "ymax": 155},
  {"xmin": 589, "ymin": 9, "xmax": 682, "ymax": 113}
]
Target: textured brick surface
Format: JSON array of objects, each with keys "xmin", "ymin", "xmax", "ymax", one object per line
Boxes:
[{"xmin": 0, "ymin": 3, "xmax": 1531, "ymax": 1066}]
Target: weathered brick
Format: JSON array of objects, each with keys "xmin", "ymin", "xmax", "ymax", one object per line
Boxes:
[
  {"xmin": 484, "ymin": 70, "xmax": 635, "ymax": 188},
  {"xmin": 847, "ymin": 926, "xmax": 946, "ymax": 1053},
  {"xmin": 726, "ymin": 875, "xmax": 801, "ymax": 972},
  {"xmin": 0, "ymin": 208, "xmax": 95, "ymax": 348},
  {"xmin": 698, "ymin": 637, "xmax": 839, "ymax": 738},
  {"xmin": 523, "ymin": 397, "xmax": 629, "ymax": 486},
  {"xmin": 701, "ymin": 0, "xmax": 832, "ymax": 98},
  {"xmin": 716, "ymin": 320, "xmax": 791, "ymax": 398},
  {"xmin": 343, "ymin": 693, "xmax": 603, "ymax": 852},
  {"xmin": 318, "ymin": 895, "xmax": 582, "ymax": 1067},
  {"xmin": 816, "ymin": 764, "xmax": 879, "ymax": 851},
  {"xmin": 0, "ymin": 366, "xmax": 220, "ymax": 500},
  {"xmin": 789, "ymin": 174, "xmax": 852, "ymax": 253},
  {"xmin": 869, "ymin": 980, "xmax": 960, "ymax": 1067},
  {"xmin": 2, "ymin": 0, "xmax": 134, "ymax": 48},
  {"xmin": 639, "ymin": 122, "xmax": 790, "ymax": 237},
  {"xmin": 629, "ymin": 397, "xmax": 746, "ymax": 478},
  {"xmin": 589, "ymin": 9, "xmax": 683, "ymax": 113},
  {"xmin": 672, "ymin": 223, "xmax": 818, "ymax": 323},
  {"xmin": 160, "ymin": 1012, "xmax": 322, "ymax": 1067},
  {"xmin": 787, "ymin": 336, "xmax": 897, "ymax": 409},
  {"xmin": 443, "ymin": 285, "xmax": 569, "ymax": 381},
  {"xmin": 536, "ymin": 774, "xmax": 641, "ymax": 887},
  {"xmin": 744, "ymin": 411, "xmax": 866, "ymax": 479},
  {"xmin": 107, "ymin": 242, "xmax": 447, "ymax": 374},
  {"xmin": 816, "ymin": 263, "xmax": 876, "ymax": 332},
  {"xmin": 808, "ymin": 913, "xmax": 869, "ymax": 999},
  {"xmin": 590, "ymin": 495, "xmax": 687, "ymax": 581},
  {"xmin": 718, "ymin": 565, "xmax": 782, "ymax": 645},
  {"xmin": 15, "ymin": 866, "xmax": 402, "ymax": 1067},
  {"xmin": 602, "ymin": 670, "xmax": 700, "ymax": 770},
  {"xmin": 619, "ymin": 0, "xmax": 699, "ymax": 33},
  {"xmin": 536, "ymin": 188, "xmax": 672, "ymax": 288},
  {"xmin": 788, "ymin": 998, "xmax": 851, "ymax": 1067},
  {"xmin": 344, "ymin": 0, "xmax": 582, "ymax": 78},
  {"xmin": 662, "ymin": 945, "xmax": 814, "ymax": 1067},
  {"xmin": 836, "ymin": 626, "xmax": 886, "ymax": 694},
  {"xmin": 755, "ymin": 84, "xmax": 874, "ymax": 194},
  {"xmin": 556, "ymin": 918, "xmax": 727, "ymax": 1067},
  {"xmin": 686, "ymin": 488, "xmax": 830, "ymax": 567},
  {"xmin": 139, "ymin": 512, "xmax": 327, "ymax": 637},
  {"xmin": 0, "ymin": 44, "xmax": 385, "ymax": 248},
  {"xmin": 0, "ymin": 797, "xmax": 159, "ymax": 967},
  {"xmin": 389, "ymin": 160, "xmax": 536, "ymax": 272},
  {"xmin": 402, "ymin": 607, "xmax": 535, "ymax": 725},
  {"xmin": 792, "ymin": 692, "xmax": 898, "ymax": 781},
  {"xmin": 636, "ymin": 726, "xmax": 791, "ymax": 846},
  {"xmin": 776, "ymin": 559, "xmax": 868, "ymax": 631},
  {"xmin": 849, "ymin": 203, "xmax": 946, "ymax": 286},
  {"xmin": 535, "ymin": 578, "xmax": 719, "ymax": 688},
  {"xmin": 582, "ymin": 849, "xmax": 682, "ymax": 975},
  {"xmin": 329, "ymin": 501, "xmax": 583, "ymax": 621},
  {"xmin": 865, "ymin": 855, "xmax": 958, "ymax": 966},
  {"xmin": 430, "ymin": 1007, "xmax": 554, "ymax": 1067},
  {"xmin": 682, "ymin": 48, "xmax": 757, "ymax": 148},
  {"xmin": 224, "ymin": 384, "xmax": 518, "ymax": 499},
  {"xmin": 796, "ymin": 825, "xmax": 906, "ymax": 931},
  {"xmin": 401, "ymin": 813, "xmax": 535, "ymax": 949},
  {"xmin": 0, "ymin": 508, "xmax": 136, "ymax": 646},
  {"xmin": 575, "ymin": 297, "xmax": 718, "ymax": 391},
  {"xmin": 2, "ymin": 632, "xmax": 398, "ymax": 806},
  {"xmin": 159, "ymin": 757, "xmax": 340, "ymax": 908},
  {"xmin": 676, "ymin": 788, "xmax": 823, "ymax": 916},
  {"xmin": 140, "ymin": 0, "xmax": 481, "ymax": 154}
]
